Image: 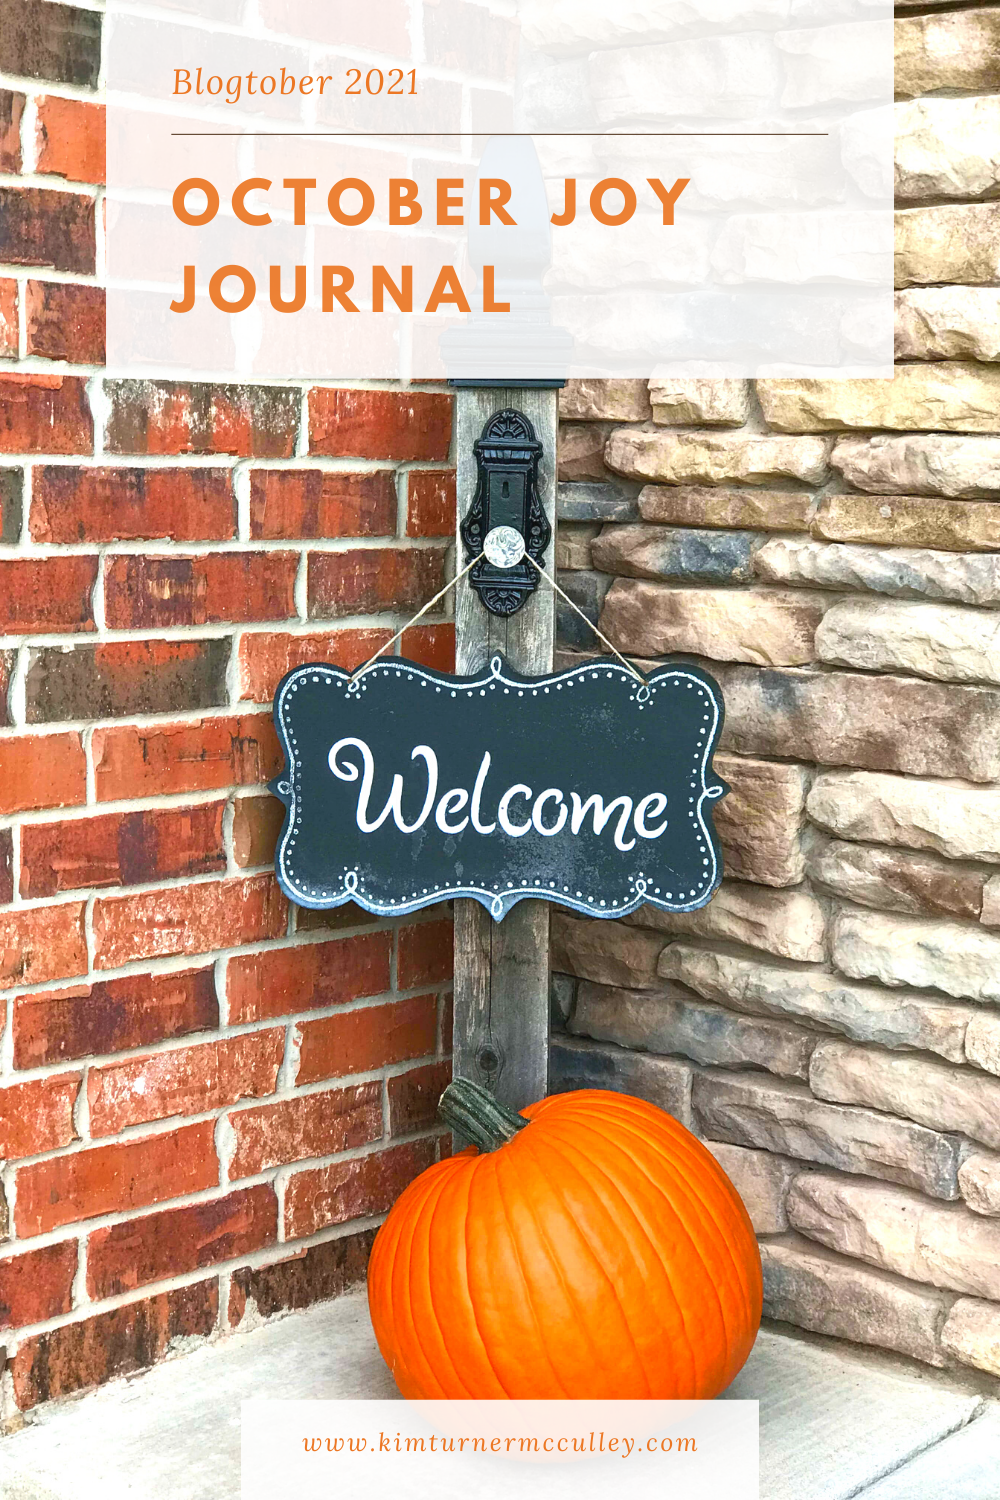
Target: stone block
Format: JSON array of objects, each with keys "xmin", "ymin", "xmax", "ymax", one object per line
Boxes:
[
  {"xmin": 712, "ymin": 662, "xmax": 1000, "ymax": 781},
  {"xmin": 958, "ymin": 1154, "xmax": 1000, "ymax": 1218},
  {"xmin": 631, "ymin": 879, "xmax": 825, "ymax": 961},
  {"xmin": 964, "ymin": 1013, "xmax": 1000, "ymax": 1077},
  {"xmin": 554, "ymin": 569, "xmax": 612, "ymax": 650},
  {"xmin": 691, "ymin": 1071, "xmax": 963, "ymax": 1198},
  {"xmin": 548, "ymin": 1035, "xmax": 693, "ymax": 1127},
  {"xmin": 600, "ymin": 581, "xmax": 827, "ymax": 666},
  {"xmin": 895, "ymin": 204, "xmax": 1000, "ymax": 288},
  {"xmin": 550, "ymin": 911, "xmax": 666, "ymax": 989},
  {"xmin": 837, "ymin": 108, "xmax": 892, "ymax": 201},
  {"xmin": 895, "ymin": 288, "xmax": 1000, "ymax": 364},
  {"xmin": 757, "ymin": 536, "xmax": 1000, "ymax": 605},
  {"xmin": 520, "ymin": 0, "xmax": 797, "ymax": 52},
  {"xmin": 713, "ymin": 753, "xmax": 810, "ymax": 887},
  {"xmin": 895, "ymin": 8, "xmax": 1000, "ymax": 98},
  {"xmin": 980, "ymin": 877, "xmax": 1000, "ymax": 927},
  {"xmin": 605, "ymin": 429, "xmax": 831, "ymax": 487},
  {"xmin": 705, "ymin": 1141, "xmax": 796, "ymax": 1234},
  {"xmin": 806, "ymin": 839, "xmax": 986, "ymax": 924},
  {"xmin": 591, "ymin": 525, "xmax": 761, "ymax": 584},
  {"xmin": 558, "ymin": 423, "xmax": 612, "ymax": 482},
  {"xmin": 761, "ymin": 1234, "xmax": 951, "ymax": 1367},
  {"xmin": 640, "ymin": 485, "xmax": 813, "ymax": 531},
  {"xmin": 569, "ymin": 979, "xmax": 816, "ymax": 1079},
  {"xmin": 713, "ymin": 209, "xmax": 889, "ymax": 286},
  {"xmin": 660, "ymin": 943, "xmax": 974, "ymax": 1063},
  {"xmin": 555, "ymin": 523, "xmax": 599, "ymax": 571},
  {"xmin": 758, "ymin": 365, "xmax": 1000, "ymax": 435},
  {"xmin": 810, "ymin": 1038, "xmax": 1000, "ymax": 1152},
  {"xmin": 559, "ymin": 380, "xmax": 650, "ymax": 423},
  {"xmin": 815, "ymin": 598, "xmax": 1000, "ymax": 685},
  {"xmin": 831, "ymin": 907, "xmax": 1000, "ymax": 1004},
  {"xmin": 895, "ymin": 98, "xmax": 1000, "ymax": 203},
  {"xmin": 831, "ymin": 434, "xmax": 1000, "ymax": 498},
  {"xmin": 778, "ymin": 20, "xmax": 886, "ymax": 110},
  {"xmin": 813, "ymin": 493, "xmax": 1000, "ymax": 552},
  {"xmin": 549, "ymin": 972, "xmax": 577, "ymax": 1031},
  {"xmin": 786, "ymin": 1171, "xmax": 1000, "ymax": 1302},
  {"xmin": 590, "ymin": 32, "xmax": 779, "ymax": 123},
  {"xmin": 556, "ymin": 482, "xmax": 639, "ymax": 524},
  {"xmin": 807, "ymin": 769, "xmax": 1000, "ymax": 864},
  {"xmin": 552, "ymin": 211, "xmax": 713, "ymax": 287},
  {"xmin": 940, "ymin": 1298, "xmax": 1000, "ymax": 1378},
  {"xmin": 648, "ymin": 379, "xmax": 751, "ymax": 427}
]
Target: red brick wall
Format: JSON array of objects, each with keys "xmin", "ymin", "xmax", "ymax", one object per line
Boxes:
[{"xmin": 0, "ymin": 0, "xmax": 455, "ymax": 1422}]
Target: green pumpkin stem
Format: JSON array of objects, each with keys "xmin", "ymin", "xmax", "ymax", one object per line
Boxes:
[{"xmin": 438, "ymin": 1077, "xmax": 530, "ymax": 1152}]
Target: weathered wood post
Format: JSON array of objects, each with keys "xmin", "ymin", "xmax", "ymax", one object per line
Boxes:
[
  {"xmin": 450, "ymin": 385, "xmax": 559, "ymax": 1110},
  {"xmin": 442, "ymin": 132, "xmax": 569, "ymax": 1110}
]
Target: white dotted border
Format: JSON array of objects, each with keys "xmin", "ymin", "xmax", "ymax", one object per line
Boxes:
[{"xmin": 273, "ymin": 653, "xmax": 726, "ymax": 922}]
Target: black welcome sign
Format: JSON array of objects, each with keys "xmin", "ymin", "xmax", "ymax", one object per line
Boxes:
[{"xmin": 270, "ymin": 654, "xmax": 727, "ymax": 922}]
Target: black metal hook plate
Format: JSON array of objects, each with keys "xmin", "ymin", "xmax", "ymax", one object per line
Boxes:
[{"xmin": 460, "ymin": 408, "xmax": 550, "ymax": 617}]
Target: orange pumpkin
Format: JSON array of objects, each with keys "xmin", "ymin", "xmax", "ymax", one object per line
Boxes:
[{"xmin": 367, "ymin": 1078, "xmax": 762, "ymax": 1399}]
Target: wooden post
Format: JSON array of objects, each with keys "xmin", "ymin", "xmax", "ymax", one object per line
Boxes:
[{"xmin": 452, "ymin": 384, "xmax": 558, "ymax": 1111}]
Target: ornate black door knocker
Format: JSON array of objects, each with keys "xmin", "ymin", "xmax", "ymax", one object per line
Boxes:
[{"xmin": 459, "ymin": 408, "xmax": 550, "ymax": 617}]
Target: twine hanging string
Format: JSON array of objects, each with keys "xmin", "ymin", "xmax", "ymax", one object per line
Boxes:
[
  {"xmin": 348, "ymin": 551, "xmax": 484, "ymax": 686},
  {"xmin": 522, "ymin": 552, "xmax": 647, "ymax": 686},
  {"xmin": 348, "ymin": 546, "xmax": 647, "ymax": 688}
]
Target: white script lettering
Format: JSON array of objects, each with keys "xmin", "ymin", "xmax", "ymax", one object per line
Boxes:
[
  {"xmin": 329, "ymin": 737, "xmax": 438, "ymax": 833},
  {"xmin": 327, "ymin": 738, "xmax": 670, "ymax": 847},
  {"xmin": 497, "ymin": 784, "xmax": 533, "ymax": 837},
  {"xmin": 570, "ymin": 792, "xmax": 636, "ymax": 852}
]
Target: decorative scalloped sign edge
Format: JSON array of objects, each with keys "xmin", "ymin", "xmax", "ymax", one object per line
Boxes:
[{"xmin": 270, "ymin": 653, "xmax": 727, "ymax": 922}]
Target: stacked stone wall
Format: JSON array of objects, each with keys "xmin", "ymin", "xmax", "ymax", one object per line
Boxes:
[{"xmin": 551, "ymin": 1, "xmax": 1000, "ymax": 1383}]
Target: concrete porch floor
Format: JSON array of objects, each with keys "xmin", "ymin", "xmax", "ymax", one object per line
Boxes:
[{"xmin": 1, "ymin": 1290, "xmax": 997, "ymax": 1500}]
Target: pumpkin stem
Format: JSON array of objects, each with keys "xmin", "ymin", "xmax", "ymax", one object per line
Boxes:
[{"xmin": 438, "ymin": 1078, "xmax": 530, "ymax": 1152}]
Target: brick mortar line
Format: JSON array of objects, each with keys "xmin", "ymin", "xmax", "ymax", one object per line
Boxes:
[
  {"xmin": 82, "ymin": 721, "xmax": 98, "ymax": 804},
  {"xmin": 0, "ymin": 346, "xmax": 461, "ymax": 392},
  {"xmin": 0, "ymin": 72, "xmax": 102, "ymax": 105},
  {"xmin": 8, "ymin": 786, "xmax": 264, "ymax": 825},
  {"xmin": 0, "ymin": 1120, "xmax": 446, "ymax": 1265},
  {"xmin": 0, "ymin": 170, "xmax": 99, "ymax": 198},
  {"xmin": 0, "ymin": 536, "xmax": 457, "ymax": 556},
  {"xmin": 395, "ymin": 467, "xmax": 409, "ymax": 539},
  {"xmin": 15, "ymin": 269, "xmax": 27, "ymax": 363},
  {"xmin": 0, "ymin": 956, "xmax": 14, "ymax": 1071},
  {"xmin": 0, "ymin": 456, "xmax": 452, "ymax": 468},
  {"xmin": 72, "ymin": 1055, "xmax": 90, "ymax": 1142},
  {"xmin": 5, "ymin": 862, "xmax": 278, "ymax": 911},
  {"xmin": 93, "ymin": 184, "xmax": 106, "ymax": 281},
  {"xmin": 0, "ymin": 1046, "xmax": 450, "ymax": 1183},
  {"xmin": 0, "ymin": 913, "xmax": 450, "ymax": 999},
  {"xmin": 1, "ymin": 1209, "xmax": 397, "ymax": 1351},
  {"xmin": 1, "ymin": 455, "xmax": 456, "ymax": 470},
  {"xmin": 69, "ymin": 1226, "xmax": 89, "ymax": 1311},
  {"xmin": 0, "ymin": 603, "xmax": 453, "ymax": 652},
  {"xmin": 220, "ymin": 791, "xmax": 239, "ymax": 879},
  {"xmin": 2, "ymin": 981, "xmax": 453, "ymax": 1085},
  {"xmin": 232, "ymin": 456, "xmax": 251, "ymax": 542},
  {"xmin": 0, "ymin": 704, "xmax": 273, "ymax": 735}
]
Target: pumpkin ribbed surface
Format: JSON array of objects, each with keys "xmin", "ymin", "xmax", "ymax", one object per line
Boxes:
[{"xmin": 367, "ymin": 1087, "xmax": 762, "ymax": 1399}]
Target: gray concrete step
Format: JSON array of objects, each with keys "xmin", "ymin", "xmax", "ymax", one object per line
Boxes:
[
  {"xmin": 0, "ymin": 1292, "xmax": 995, "ymax": 1500},
  {"xmin": 854, "ymin": 1407, "xmax": 1000, "ymax": 1500},
  {"xmin": 726, "ymin": 1329, "xmax": 990, "ymax": 1500}
]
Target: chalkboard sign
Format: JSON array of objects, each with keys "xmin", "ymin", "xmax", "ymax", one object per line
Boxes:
[{"xmin": 271, "ymin": 654, "xmax": 727, "ymax": 922}]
